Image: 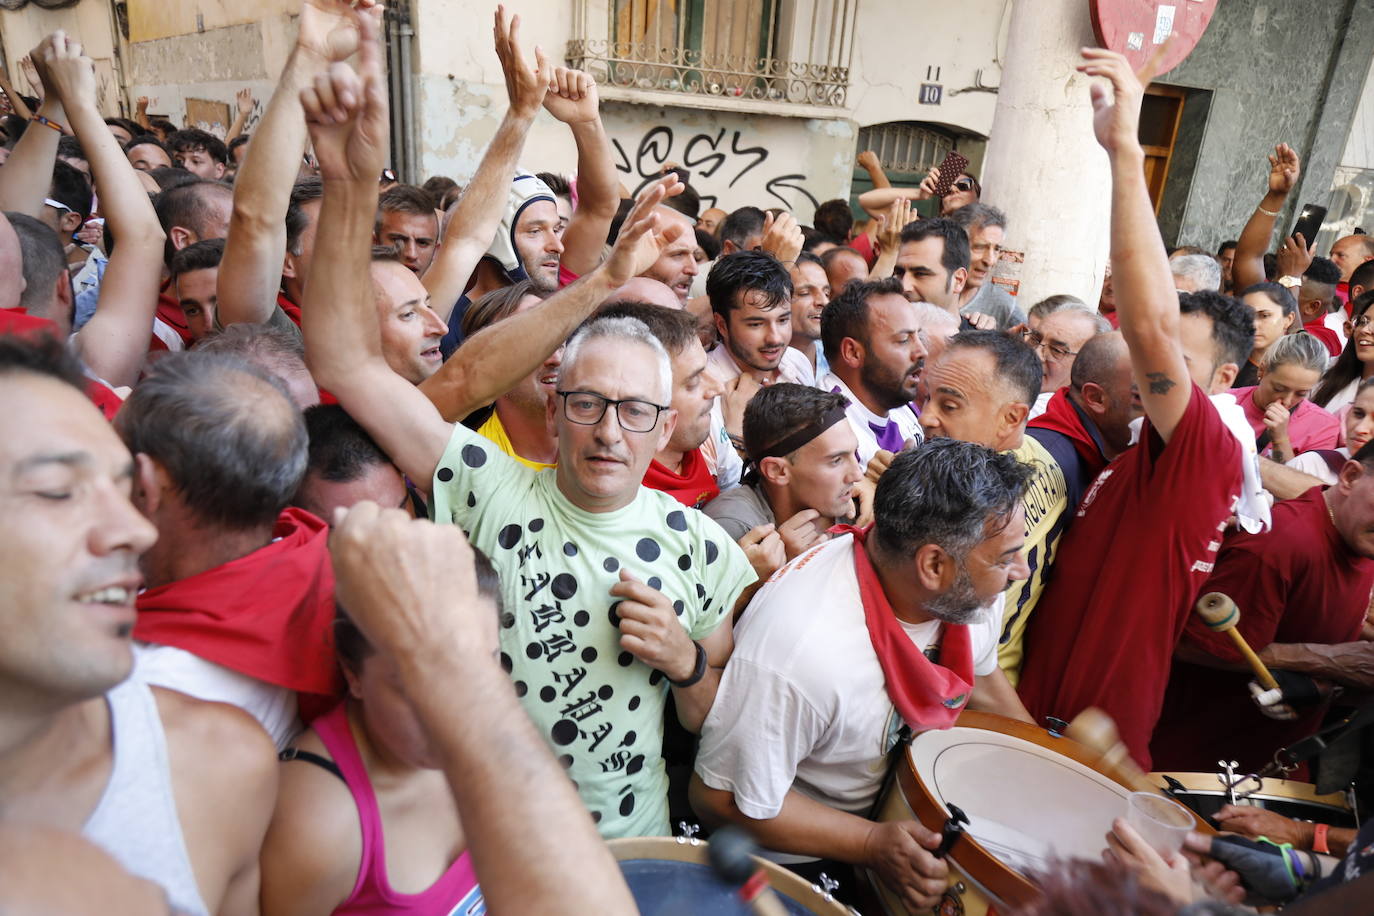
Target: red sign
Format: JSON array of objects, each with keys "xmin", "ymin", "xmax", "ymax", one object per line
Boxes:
[{"xmin": 1091, "ymin": 0, "xmax": 1218, "ymax": 75}]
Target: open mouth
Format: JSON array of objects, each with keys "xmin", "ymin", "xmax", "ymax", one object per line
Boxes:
[
  {"xmin": 75, "ymin": 585, "xmax": 135, "ymax": 606},
  {"xmin": 421, "ymin": 346, "xmax": 442, "ymax": 361}
]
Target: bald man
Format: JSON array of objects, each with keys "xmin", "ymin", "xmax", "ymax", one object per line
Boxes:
[{"xmin": 604, "ymin": 276, "xmax": 683, "ymax": 310}]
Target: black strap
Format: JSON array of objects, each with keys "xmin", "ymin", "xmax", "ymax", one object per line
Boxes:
[
  {"xmin": 1256, "ymin": 430, "xmax": 1273, "ymax": 453},
  {"xmin": 279, "ymin": 747, "xmax": 346, "ymax": 783}
]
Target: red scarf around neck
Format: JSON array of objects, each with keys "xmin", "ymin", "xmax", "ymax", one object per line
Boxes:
[
  {"xmin": 833, "ymin": 525, "xmax": 973, "ymax": 730},
  {"xmin": 643, "ymin": 447, "xmax": 720, "ymax": 509},
  {"xmin": 1029, "ymin": 388, "xmax": 1109, "ymax": 480},
  {"xmin": 135, "ymin": 508, "xmax": 342, "ymax": 697}
]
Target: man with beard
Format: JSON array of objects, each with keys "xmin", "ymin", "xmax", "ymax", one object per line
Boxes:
[
  {"xmin": 690, "ymin": 441, "xmax": 1033, "ymax": 911},
  {"xmin": 818, "ymin": 277, "xmax": 927, "ymax": 465},
  {"xmin": 706, "ymin": 250, "xmax": 811, "ymax": 386}
]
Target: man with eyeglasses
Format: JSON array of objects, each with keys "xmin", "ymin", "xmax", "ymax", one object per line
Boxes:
[
  {"xmin": 1022, "ymin": 305, "xmax": 1111, "ymax": 419},
  {"xmin": 297, "ymin": 17, "xmax": 754, "ymax": 839}
]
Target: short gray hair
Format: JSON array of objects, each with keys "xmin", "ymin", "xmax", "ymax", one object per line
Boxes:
[
  {"xmin": 1027, "ymin": 293, "xmax": 1087, "ymax": 322},
  {"xmin": 1262, "ymin": 331, "xmax": 1330, "ymax": 376},
  {"xmin": 949, "ymin": 202, "xmax": 1007, "ymax": 234},
  {"xmin": 115, "ymin": 351, "xmax": 307, "ymax": 531},
  {"xmin": 562, "ymin": 315, "xmax": 673, "ymax": 405},
  {"xmin": 1172, "ymin": 254, "xmax": 1222, "ymax": 292}
]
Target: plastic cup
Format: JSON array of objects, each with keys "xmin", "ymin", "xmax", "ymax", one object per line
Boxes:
[{"xmin": 1126, "ymin": 791, "xmax": 1193, "ymax": 855}]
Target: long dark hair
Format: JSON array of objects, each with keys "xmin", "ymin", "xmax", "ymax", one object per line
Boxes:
[{"xmin": 1313, "ymin": 290, "xmax": 1374, "ymax": 408}]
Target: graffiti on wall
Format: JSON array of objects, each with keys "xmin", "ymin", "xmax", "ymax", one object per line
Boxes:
[{"xmin": 610, "ymin": 125, "xmax": 821, "ymax": 213}]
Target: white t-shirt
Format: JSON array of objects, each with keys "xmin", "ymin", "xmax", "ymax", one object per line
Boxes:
[
  {"xmin": 1286, "ymin": 446, "xmax": 1349, "ymax": 486},
  {"xmin": 818, "ymin": 372, "xmax": 924, "ymax": 468},
  {"xmin": 705, "ymin": 345, "xmax": 812, "ymax": 490},
  {"xmin": 1029, "ymin": 390, "xmax": 1053, "ymax": 420},
  {"xmin": 695, "ymin": 535, "xmax": 999, "ymax": 823},
  {"xmin": 133, "ymin": 642, "xmax": 300, "ymax": 749}
]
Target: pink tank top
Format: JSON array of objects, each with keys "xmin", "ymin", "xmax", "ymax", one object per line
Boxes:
[{"xmin": 314, "ymin": 705, "xmax": 485, "ymax": 916}]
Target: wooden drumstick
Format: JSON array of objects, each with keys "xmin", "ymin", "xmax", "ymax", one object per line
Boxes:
[
  {"xmin": 707, "ymin": 827, "xmax": 789, "ymax": 916},
  {"xmin": 1065, "ymin": 707, "xmax": 1163, "ymax": 795},
  {"xmin": 1195, "ymin": 592, "xmax": 1281, "ymax": 691}
]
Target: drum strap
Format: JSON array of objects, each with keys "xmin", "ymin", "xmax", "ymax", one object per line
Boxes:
[{"xmin": 867, "ymin": 724, "xmax": 913, "ymax": 822}]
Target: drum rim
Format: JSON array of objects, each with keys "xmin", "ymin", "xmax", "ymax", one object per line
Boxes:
[
  {"xmin": 1148, "ymin": 771, "xmax": 1352, "ymax": 809},
  {"xmin": 896, "ymin": 712, "xmax": 1213, "ymax": 907},
  {"xmin": 606, "ymin": 836, "xmax": 852, "ymax": 915}
]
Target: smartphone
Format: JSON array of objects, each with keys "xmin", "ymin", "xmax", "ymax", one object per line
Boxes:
[
  {"xmin": 1291, "ymin": 203, "xmax": 1327, "ymax": 246},
  {"xmin": 931, "ymin": 151, "xmax": 971, "ymax": 197}
]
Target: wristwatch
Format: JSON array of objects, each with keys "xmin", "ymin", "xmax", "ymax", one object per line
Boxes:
[{"xmin": 1277, "ymin": 275, "xmax": 1302, "ymax": 290}]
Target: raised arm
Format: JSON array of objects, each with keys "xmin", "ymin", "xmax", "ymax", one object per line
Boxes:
[
  {"xmin": 225, "ymin": 88, "xmax": 254, "ymax": 144},
  {"xmin": 218, "ymin": 0, "xmax": 373, "ymax": 328},
  {"xmin": 544, "ymin": 67, "xmax": 620, "ymax": 277},
  {"xmin": 0, "ymin": 64, "xmax": 33, "ymax": 122},
  {"xmin": 422, "ymin": 8, "xmax": 549, "ymax": 318},
  {"xmin": 858, "ymin": 185, "xmax": 930, "ymax": 221},
  {"xmin": 1232, "ymin": 144, "xmax": 1299, "ymax": 293},
  {"xmin": 0, "ymin": 39, "xmax": 65, "ymax": 217},
  {"xmin": 331, "ymin": 504, "xmax": 638, "ymax": 915},
  {"xmin": 47, "ymin": 39, "xmax": 165, "ymax": 389},
  {"xmin": 1081, "ymin": 48, "xmax": 1191, "ymax": 442},
  {"xmin": 421, "ymin": 174, "xmax": 688, "ymax": 422}
]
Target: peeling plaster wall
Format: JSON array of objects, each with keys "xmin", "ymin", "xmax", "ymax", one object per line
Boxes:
[
  {"xmin": 0, "ymin": 3, "xmax": 120, "ymax": 116},
  {"xmin": 124, "ymin": 15, "xmax": 296, "ymax": 137}
]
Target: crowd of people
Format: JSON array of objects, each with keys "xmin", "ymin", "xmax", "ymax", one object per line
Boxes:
[{"xmin": 4, "ymin": 1, "xmax": 1374, "ymax": 913}]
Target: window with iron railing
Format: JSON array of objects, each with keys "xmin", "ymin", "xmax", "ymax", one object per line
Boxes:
[
  {"xmin": 857, "ymin": 123, "xmax": 955, "ymax": 176},
  {"xmin": 568, "ymin": 0, "xmax": 858, "ymax": 108}
]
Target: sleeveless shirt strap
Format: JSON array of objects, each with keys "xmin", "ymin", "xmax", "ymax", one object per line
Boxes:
[{"xmin": 279, "ymin": 746, "xmax": 345, "ymax": 783}]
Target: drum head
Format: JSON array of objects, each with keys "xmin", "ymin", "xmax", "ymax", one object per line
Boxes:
[
  {"xmin": 608, "ymin": 838, "xmax": 850, "ymax": 915},
  {"xmin": 909, "ymin": 725, "xmax": 1133, "ymax": 877}
]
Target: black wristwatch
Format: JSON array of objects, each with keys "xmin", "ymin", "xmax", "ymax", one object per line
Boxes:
[{"xmin": 669, "ymin": 641, "xmax": 708, "ymax": 688}]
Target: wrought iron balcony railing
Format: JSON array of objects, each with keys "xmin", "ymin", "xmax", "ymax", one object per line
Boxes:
[{"xmin": 568, "ymin": 0, "xmax": 858, "ymax": 108}]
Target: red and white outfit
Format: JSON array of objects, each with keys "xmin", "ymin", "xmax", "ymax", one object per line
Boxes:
[
  {"xmin": 1151, "ymin": 487, "xmax": 1374, "ymax": 775},
  {"xmin": 1017, "ymin": 386, "xmax": 1244, "ymax": 769},
  {"xmin": 695, "ymin": 531, "xmax": 1000, "ymax": 830}
]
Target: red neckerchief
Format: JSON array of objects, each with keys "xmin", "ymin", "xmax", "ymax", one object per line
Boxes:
[
  {"xmin": 276, "ymin": 291, "xmax": 303, "ymax": 327},
  {"xmin": 2, "ymin": 309, "xmax": 124, "ymax": 420},
  {"xmin": 135, "ymin": 508, "xmax": 343, "ymax": 697},
  {"xmin": 1028, "ymin": 388, "xmax": 1109, "ymax": 480},
  {"xmin": 833, "ymin": 525, "xmax": 973, "ymax": 729},
  {"xmin": 643, "ymin": 448, "xmax": 720, "ymax": 509},
  {"xmin": 155, "ymin": 278, "xmax": 193, "ymax": 346}
]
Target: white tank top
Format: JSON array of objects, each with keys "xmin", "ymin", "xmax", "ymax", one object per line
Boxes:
[{"xmin": 83, "ymin": 679, "xmax": 209, "ymax": 916}]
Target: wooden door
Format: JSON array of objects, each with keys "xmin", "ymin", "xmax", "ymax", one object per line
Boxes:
[{"xmin": 1140, "ymin": 85, "xmax": 1185, "ymax": 214}]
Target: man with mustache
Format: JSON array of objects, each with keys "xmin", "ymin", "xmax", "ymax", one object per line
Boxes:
[
  {"xmin": 817, "ymin": 277, "xmax": 927, "ymax": 466},
  {"xmin": 691, "ymin": 441, "xmax": 1033, "ymax": 911}
]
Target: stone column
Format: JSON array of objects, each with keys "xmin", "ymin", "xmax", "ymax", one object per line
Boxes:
[{"xmin": 980, "ymin": 0, "xmax": 1110, "ymax": 308}]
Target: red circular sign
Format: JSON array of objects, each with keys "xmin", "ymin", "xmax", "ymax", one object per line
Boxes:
[{"xmin": 1091, "ymin": 0, "xmax": 1219, "ymax": 75}]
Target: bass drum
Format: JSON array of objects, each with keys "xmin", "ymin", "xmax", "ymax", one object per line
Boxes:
[
  {"xmin": 608, "ymin": 836, "xmax": 858, "ymax": 915},
  {"xmin": 864, "ymin": 712, "xmax": 1212, "ymax": 916},
  {"xmin": 1151, "ymin": 771, "xmax": 1357, "ymax": 829}
]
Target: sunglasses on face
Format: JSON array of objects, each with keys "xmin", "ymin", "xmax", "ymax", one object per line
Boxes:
[{"xmin": 952, "ymin": 178, "xmax": 975, "ymax": 193}]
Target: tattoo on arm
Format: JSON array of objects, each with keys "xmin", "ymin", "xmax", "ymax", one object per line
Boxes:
[{"xmin": 1146, "ymin": 372, "xmax": 1177, "ymax": 396}]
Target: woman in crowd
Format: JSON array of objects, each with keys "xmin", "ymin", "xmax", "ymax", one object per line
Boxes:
[
  {"xmin": 258, "ymin": 556, "xmax": 503, "ymax": 915},
  {"xmin": 1234, "ymin": 282, "xmax": 1297, "ymax": 388},
  {"xmin": 1287, "ymin": 377, "xmax": 1374, "ymax": 484},
  {"xmin": 1312, "ymin": 290, "xmax": 1374, "ymax": 416},
  {"xmin": 1233, "ymin": 332, "xmax": 1340, "ymax": 462}
]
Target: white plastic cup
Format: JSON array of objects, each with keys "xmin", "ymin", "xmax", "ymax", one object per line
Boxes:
[{"xmin": 1126, "ymin": 791, "xmax": 1193, "ymax": 855}]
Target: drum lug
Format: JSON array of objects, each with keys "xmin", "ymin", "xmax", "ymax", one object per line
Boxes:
[
  {"xmin": 675, "ymin": 821, "xmax": 701, "ymax": 845},
  {"xmin": 814, "ymin": 872, "xmax": 839, "ymax": 900},
  {"xmin": 1043, "ymin": 716, "xmax": 1068, "ymax": 738},
  {"xmin": 934, "ymin": 804, "xmax": 970, "ymax": 859}
]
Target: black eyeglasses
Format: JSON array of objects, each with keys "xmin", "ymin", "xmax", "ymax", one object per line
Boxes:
[
  {"xmin": 1022, "ymin": 329, "xmax": 1078, "ymax": 361},
  {"xmin": 557, "ymin": 390, "xmax": 669, "ymax": 433}
]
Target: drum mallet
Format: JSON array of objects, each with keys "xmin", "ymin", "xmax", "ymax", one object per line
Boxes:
[
  {"xmin": 1065, "ymin": 707, "xmax": 1164, "ymax": 795},
  {"xmin": 707, "ymin": 826, "xmax": 789, "ymax": 916},
  {"xmin": 1195, "ymin": 592, "xmax": 1282, "ymax": 695}
]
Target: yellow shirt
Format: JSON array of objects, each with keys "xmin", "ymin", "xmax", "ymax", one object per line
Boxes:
[
  {"xmin": 476, "ymin": 411, "xmax": 556, "ymax": 471},
  {"xmin": 998, "ymin": 435, "xmax": 1070, "ymax": 685}
]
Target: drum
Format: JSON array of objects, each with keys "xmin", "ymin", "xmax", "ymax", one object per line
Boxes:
[
  {"xmin": 1151, "ymin": 771, "xmax": 1357, "ymax": 829},
  {"xmin": 609, "ymin": 836, "xmax": 857, "ymax": 915},
  {"xmin": 865, "ymin": 712, "xmax": 1213, "ymax": 916}
]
